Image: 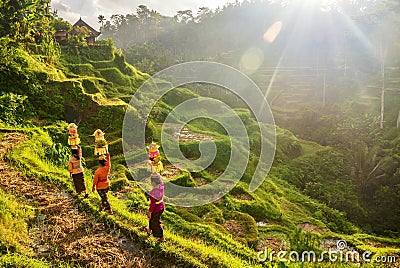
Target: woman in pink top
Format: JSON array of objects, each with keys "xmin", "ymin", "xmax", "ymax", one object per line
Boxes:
[{"xmin": 145, "ymin": 172, "xmax": 165, "ymax": 242}]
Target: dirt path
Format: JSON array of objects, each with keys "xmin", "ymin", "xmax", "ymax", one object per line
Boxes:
[{"xmin": 0, "ymin": 133, "xmax": 151, "ymax": 268}]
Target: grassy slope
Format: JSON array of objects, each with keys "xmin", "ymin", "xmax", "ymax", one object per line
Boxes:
[
  {"xmin": 0, "ymin": 133, "xmax": 52, "ymax": 267},
  {"xmin": 1, "ymin": 44, "xmax": 400, "ymax": 267},
  {"xmin": 2, "ymin": 127, "xmax": 400, "ymax": 267},
  {"xmin": 0, "ymin": 188, "xmax": 53, "ymax": 268},
  {"xmin": 3, "ymin": 128, "xmax": 258, "ymax": 267}
]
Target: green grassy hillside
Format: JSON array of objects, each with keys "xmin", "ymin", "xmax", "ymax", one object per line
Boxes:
[
  {"xmin": 2, "ymin": 125, "xmax": 400, "ymax": 267},
  {"xmin": 1, "ymin": 39, "xmax": 400, "ymax": 267}
]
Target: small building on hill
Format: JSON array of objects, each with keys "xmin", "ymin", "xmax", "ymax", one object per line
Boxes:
[
  {"xmin": 54, "ymin": 30, "xmax": 68, "ymax": 45},
  {"xmin": 70, "ymin": 18, "xmax": 101, "ymax": 45},
  {"xmin": 55, "ymin": 18, "xmax": 101, "ymax": 46}
]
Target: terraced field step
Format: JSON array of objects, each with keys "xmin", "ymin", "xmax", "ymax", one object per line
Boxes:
[{"xmin": 0, "ymin": 133, "xmax": 151, "ymax": 267}]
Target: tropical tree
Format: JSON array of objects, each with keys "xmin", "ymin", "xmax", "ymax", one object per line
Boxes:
[
  {"xmin": 397, "ymin": 110, "xmax": 400, "ymax": 128},
  {"xmin": 0, "ymin": 0, "xmax": 51, "ymax": 41},
  {"xmin": 98, "ymin": 14, "xmax": 106, "ymax": 28},
  {"xmin": 196, "ymin": 7, "xmax": 213, "ymax": 23},
  {"xmin": 136, "ymin": 5, "xmax": 151, "ymax": 25},
  {"xmin": 348, "ymin": 141, "xmax": 382, "ymax": 199},
  {"xmin": 174, "ymin": 10, "xmax": 194, "ymax": 24},
  {"xmin": 151, "ymin": 11, "xmax": 161, "ymax": 40},
  {"xmin": 110, "ymin": 14, "xmax": 126, "ymax": 30}
]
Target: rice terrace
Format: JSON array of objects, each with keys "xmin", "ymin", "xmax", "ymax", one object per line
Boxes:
[{"xmin": 0, "ymin": 0, "xmax": 400, "ymax": 267}]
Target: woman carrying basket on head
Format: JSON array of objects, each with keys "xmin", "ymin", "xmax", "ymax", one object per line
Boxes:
[
  {"xmin": 92, "ymin": 153, "xmax": 113, "ymax": 215},
  {"xmin": 69, "ymin": 145, "xmax": 89, "ymax": 198}
]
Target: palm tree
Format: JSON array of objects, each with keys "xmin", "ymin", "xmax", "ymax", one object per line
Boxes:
[
  {"xmin": 98, "ymin": 15, "xmax": 105, "ymax": 29},
  {"xmin": 349, "ymin": 141, "xmax": 382, "ymax": 198}
]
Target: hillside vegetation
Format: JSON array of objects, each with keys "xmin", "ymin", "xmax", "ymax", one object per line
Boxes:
[
  {"xmin": 1, "ymin": 0, "xmax": 400, "ymax": 267},
  {"xmin": 1, "ymin": 42, "xmax": 399, "ymax": 267}
]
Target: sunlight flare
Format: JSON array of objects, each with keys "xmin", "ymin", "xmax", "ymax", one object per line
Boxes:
[
  {"xmin": 263, "ymin": 21, "xmax": 283, "ymax": 43},
  {"xmin": 240, "ymin": 48, "xmax": 264, "ymax": 74}
]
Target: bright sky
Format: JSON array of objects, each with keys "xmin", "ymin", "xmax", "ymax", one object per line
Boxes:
[{"xmin": 51, "ymin": 0, "xmax": 242, "ymax": 29}]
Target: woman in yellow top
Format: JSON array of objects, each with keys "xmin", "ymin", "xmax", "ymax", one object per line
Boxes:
[{"xmin": 68, "ymin": 145, "xmax": 88, "ymax": 198}]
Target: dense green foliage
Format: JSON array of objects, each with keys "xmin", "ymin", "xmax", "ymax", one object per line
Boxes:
[{"xmin": 0, "ymin": 93, "xmax": 27, "ymax": 125}]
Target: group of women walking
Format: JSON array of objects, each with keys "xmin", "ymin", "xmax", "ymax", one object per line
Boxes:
[
  {"xmin": 68, "ymin": 145, "xmax": 113, "ymax": 214},
  {"xmin": 67, "ymin": 136, "xmax": 165, "ymax": 242}
]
